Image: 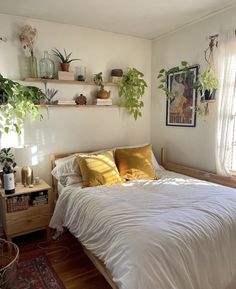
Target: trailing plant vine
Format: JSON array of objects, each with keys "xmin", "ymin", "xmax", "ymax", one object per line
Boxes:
[
  {"xmin": 157, "ymin": 60, "xmax": 219, "ymax": 116},
  {"xmin": 118, "ymin": 68, "xmax": 147, "ymax": 120},
  {"xmin": 0, "ymin": 74, "xmax": 45, "ymax": 134}
]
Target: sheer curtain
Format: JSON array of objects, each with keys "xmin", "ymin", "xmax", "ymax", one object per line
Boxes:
[{"xmin": 216, "ymin": 30, "xmax": 236, "ymax": 175}]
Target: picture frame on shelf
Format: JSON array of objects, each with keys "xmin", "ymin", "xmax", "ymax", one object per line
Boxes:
[{"xmin": 166, "ymin": 65, "xmax": 198, "ymax": 127}]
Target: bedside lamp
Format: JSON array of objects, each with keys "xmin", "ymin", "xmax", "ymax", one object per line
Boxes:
[{"xmin": 15, "ymin": 145, "xmax": 38, "ymax": 186}]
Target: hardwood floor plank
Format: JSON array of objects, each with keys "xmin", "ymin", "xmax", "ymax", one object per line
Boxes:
[{"xmin": 14, "ymin": 230, "xmax": 113, "ymax": 289}]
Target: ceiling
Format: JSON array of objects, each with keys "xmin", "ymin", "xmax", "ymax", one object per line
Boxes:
[{"xmin": 0, "ymin": 0, "xmax": 236, "ymax": 39}]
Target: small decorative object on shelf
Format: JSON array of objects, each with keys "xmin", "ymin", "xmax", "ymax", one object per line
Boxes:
[
  {"xmin": 94, "ymin": 72, "xmax": 111, "ymax": 99},
  {"xmin": 77, "ymin": 66, "xmax": 86, "ymax": 81},
  {"xmin": 74, "ymin": 93, "xmax": 87, "ymax": 105},
  {"xmin": 19, "ymin": 24, "xmax": 38, "ymax": 78},
  {"xmin": 57, "ymin": 100, "xmax": 75, "ymax": 105},
  {"xmin": 96, "ymin": 98, "xmax": 112, "ymax": 106},
  {"xmin": 39, "ymin": 51, "xmax": 55, "ymax": 79},
  {"xmin": 45, "ymin": 88, "xmax": 58, "ymax": 104},
  {"xmin": 111, "ymin": 69, "xmax": 123, "ymax": 83},
  {"xmin": 58, "ymin": 71, "xmax": 74, "ymax": 80},
  {"xmin": 52, "ymin": 48, "xmax": 80, "ymax": 72}
]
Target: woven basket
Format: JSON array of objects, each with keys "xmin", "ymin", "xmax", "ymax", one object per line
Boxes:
[{"xmin": 0, "ymin": 238, "xmax": 19, "ymax": 289}]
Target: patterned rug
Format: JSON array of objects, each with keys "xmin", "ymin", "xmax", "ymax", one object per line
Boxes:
[{"xmin": 16, "ymin": 253, "xmax": 66, "ymax": 289}]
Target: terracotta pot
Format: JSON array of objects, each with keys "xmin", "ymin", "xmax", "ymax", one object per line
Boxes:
[
  {"xmin": 97, "ymin": 89, "xmax": 111, "ymax": 99},
  {"xmin": 61, "ymin": 63, "xmax": 70, "ymax": 72}
]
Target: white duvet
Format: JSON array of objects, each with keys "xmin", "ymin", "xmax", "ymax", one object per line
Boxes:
[{"xmin": 50, "ymin": 170, "xmax": 236, "ymax": 289}]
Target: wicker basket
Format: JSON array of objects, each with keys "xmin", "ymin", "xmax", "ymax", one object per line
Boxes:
[
  {"xmin": 0, "ymin": 238, "xmax": 19, "ymax": 289},
  {"xmin": 6, "ymin": 195, "xmax": 29, "ymax": 213}
]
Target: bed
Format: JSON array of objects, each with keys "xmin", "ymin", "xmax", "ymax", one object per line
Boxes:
[{"xmin": 49, "ymin": 148, "xmax": 236, "ymax": 289}]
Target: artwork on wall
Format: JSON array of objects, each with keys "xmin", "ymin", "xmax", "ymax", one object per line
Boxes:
[{"xmin": 166, "ymin": 65, "xmax": 198, "ymax": 127}]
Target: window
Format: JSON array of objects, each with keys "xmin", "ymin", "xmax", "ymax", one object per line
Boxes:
[{"xmin": 230, "ymin": 112, "xmax": 236, "ymax": 174}]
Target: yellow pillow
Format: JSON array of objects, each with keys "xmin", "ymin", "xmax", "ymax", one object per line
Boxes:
[
  {"xmin": 115, "ymin": 144, "xmax": 158, "ymax": 180},
  {"xmin": 76, "ymin": 151, "xmax": 124, "ymax": 187}
]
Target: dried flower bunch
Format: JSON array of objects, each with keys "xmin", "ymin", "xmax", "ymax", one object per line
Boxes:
[{"xmin": 19, "ymin": 25, "xmax": 37, "ymax": 57}]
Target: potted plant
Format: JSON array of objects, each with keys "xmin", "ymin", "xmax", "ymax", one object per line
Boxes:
[
  {"xmin": 157, "ymin": 61, "xmax": 219, "ymax": 116},
  {"xmin": 118, "ymin": 68, "xmax": 147, "ymax": 120},
  {"xmin": 0, "ymin": 74, "xmax": 44, "ymax": 134},
  {"xmin": 194, "ymin": 68, "xmax": 218, "ymax": 101},
  {"xmin": 0, "ymin": 148, "xmax": 17, "ymax": 187},
  {"xmin": 93, "ymin": 72, "xmax": 111, "ymax": 99},
  {"xmin": 52, "ymin": 48, "xmax": 80, "ymax": 72}
]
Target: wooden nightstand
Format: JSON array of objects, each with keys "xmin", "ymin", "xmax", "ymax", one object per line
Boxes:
[{"xmin": 0, "ymin": 180, "xmax": 52, "ymax": 241}]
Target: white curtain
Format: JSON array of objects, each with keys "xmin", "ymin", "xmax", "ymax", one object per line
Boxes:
[{"xmin": 216, "ymin": 30, "xmax": 236, "ymax": 175}]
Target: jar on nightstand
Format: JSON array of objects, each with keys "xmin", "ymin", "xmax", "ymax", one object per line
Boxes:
[{"xmin": 39, "ymin": 51, "xmax": 55, "ymax": 79}]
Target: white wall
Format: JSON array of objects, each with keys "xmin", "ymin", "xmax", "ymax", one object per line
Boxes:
[
  {"xmin": 151, "ymin": 7, "xmax": 236, "ymax": 172},
  {"xmin": 0, "ymin": 14, "xmax": 152, "ymax": 184}
]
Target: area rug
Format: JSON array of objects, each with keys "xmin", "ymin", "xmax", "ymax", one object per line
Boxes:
[{"xmin": 16, "ymin": 252, "xmax": 66, "ymax": 289}]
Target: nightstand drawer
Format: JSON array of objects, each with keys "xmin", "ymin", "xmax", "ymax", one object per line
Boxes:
[{"xmin": 6, "ymin": 206, "xmax": 51, "ymax": 235}]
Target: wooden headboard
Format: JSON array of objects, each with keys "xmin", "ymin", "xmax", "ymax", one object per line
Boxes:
[{"xmin": 50, "ymin": 147, "xmax": 236, "ymax": 196}]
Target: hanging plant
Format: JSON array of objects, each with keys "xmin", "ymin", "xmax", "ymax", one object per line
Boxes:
[
  {"xmin": 118, "ymin": 68, "xmax": 147, "ymax": 120},
  {"xmin": 157, "ymin": 61, "xmax": 190, "ymax": 99},
  {"xmin": 0, "ymin": 74, "xmax": 45, "ymax": 134},
  {"xmin": 157, "ymin": 57, "xmax": 219, "ymax": 116}
]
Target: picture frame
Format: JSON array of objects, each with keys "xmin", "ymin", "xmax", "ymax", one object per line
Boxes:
[{"xmin": 166, "ymin": 65, "xmax": 199, "ymax": 127}]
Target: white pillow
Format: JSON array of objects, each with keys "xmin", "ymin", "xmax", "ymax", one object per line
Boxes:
[
  {"xmin": 51, "ymin": 154, "xmax": 81, "ymax": 180},
  {"xmin": 51, "ymin": 149, "xmax": 109, "ymax": 186},
  {"xmin": 60, "ymin": 175, "xmax": 83, "ymax": 187}
]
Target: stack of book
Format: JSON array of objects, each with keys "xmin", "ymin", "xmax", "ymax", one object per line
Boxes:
[
  {"xmin": 57, "ymin": 100, "xmax": 75, "ymax": 105},
  {"xmin": 96, "ymin": 99, "xmax": 112, "ymax": 106},
  {"xmin": 31, "ymin": 191, "xmax": 48, "ymax": 207}
]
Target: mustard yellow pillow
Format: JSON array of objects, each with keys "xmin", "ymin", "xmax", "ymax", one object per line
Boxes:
[
  {"xmin": 76, "ymin": 151, "xmax": 124, "ymax": 187},
  {"xmin": 115, "ymin": 144, "xmax": 158, "ymax": 180}
]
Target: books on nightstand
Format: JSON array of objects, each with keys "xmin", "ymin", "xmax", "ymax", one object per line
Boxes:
[
  {"xmin": 96, "ymin": 99, "xmax": 112, "ymax": 106},
  {"xmin": 31, "ymin": 190, "xmax": 48, "ymax": 206}
]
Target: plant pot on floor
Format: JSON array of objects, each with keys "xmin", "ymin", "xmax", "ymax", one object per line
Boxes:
[{"xmin": 61, "ymin": 63, "xmax": 70, "ymax": 72}]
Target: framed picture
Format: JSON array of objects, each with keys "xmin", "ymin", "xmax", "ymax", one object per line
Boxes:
[{"xmin": 166, "ymin": 65, "xmax": 199, "ymax": 127}]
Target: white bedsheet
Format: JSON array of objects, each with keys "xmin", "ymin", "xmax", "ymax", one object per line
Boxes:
[{"xmin": 50, "ymin": 170, "xmax": 236, "ymax": 289}]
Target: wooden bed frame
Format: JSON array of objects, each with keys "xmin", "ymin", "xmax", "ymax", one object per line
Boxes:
[{"xmin": 50, "ymin": 148, "xmax": 236, "ymax": 289}]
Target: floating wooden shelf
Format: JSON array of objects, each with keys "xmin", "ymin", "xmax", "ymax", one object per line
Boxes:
[
  {"xmin": 24, "ymin": 78, "xmax": 118, "ymax": 86},
  {"xmin": 38, "ymin": 104, "xmax": 119, "ymax": 108},
  {"xmin": 200, "ymin": 99, "xmax": 216, "ymax": 104}
]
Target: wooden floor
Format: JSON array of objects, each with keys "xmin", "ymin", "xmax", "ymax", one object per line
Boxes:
[{"xmin": 14, "ymin": 230, "xmax": 112, "ymax": 289}]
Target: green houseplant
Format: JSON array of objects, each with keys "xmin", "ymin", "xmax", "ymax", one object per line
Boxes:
[
  {"xmin": 52, "ymin": 48, "xmax": 80, "ymax": 72},
  {"xmin": 0, "ymin": 74, "xmax": 44, "ymax": 134},
  {"xmin": 93, "ymin": 72, "xmax": 110, "ymax": 99},
  {"xmin": 118, "ymin": 68, "xmax": 147, "ymax": 120},
  {"xmin": 157, "ymin": 61, "xmax": 219, "ymax": 116},
  {"xmin": 157, "ymin": 61, "xmax": 189, "ymax": 99},
  {"xmin": 194, "ymin": 68, "xmax": 218, "ymax": 101}
]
